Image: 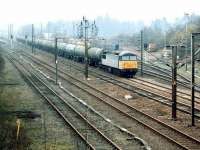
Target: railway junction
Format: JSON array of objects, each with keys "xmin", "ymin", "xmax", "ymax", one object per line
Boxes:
[
  {"xmin": 1, "ymin": 3, "xmax": 200, "ymax": 149},
  {"xmin": 0, "ymin": 34, "xmax": 200, "ymax": 149}
]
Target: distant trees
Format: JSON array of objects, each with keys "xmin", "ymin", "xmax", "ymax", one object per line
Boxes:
[
  {"xmin": 114, "ymin": 15, "xmax": 200, "ymax": 52},
  {"xmin": 17, "ymin": 14, "xmax": 200, "ymax": 52}
]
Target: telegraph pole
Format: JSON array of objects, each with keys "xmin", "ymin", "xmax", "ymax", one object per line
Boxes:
[
  {"xmin": 10, "ymin": 24, "xmax": 13, "ymax": 49},
  {"xmin": 25, "ymin": 35, "xmax": 28, "ymax": 48},
  {"xmin": 171, "ymin": 46, "xmax": 177, "ymax": 120},
  {"xmin": 8, "ymin": 25, "xmax": 10, "ymax": 40},
  {"xmin": 185, "ymin": 23, "xmax": 188, "ymax": 71},
  {"xmin": 78, "ymin": 17, "xmax": 97, "ymax": 79},
  {"xmin": 55, "ymin": 37, "xmax": 58, "ymax": 84},
  {"xmin": 32, "ymin": 24, "xmax": 34, "ymax": 53},
  {"xmin": 191, "ymin": 33, "xmax": 195, "ymax": 126},
  {"xmin": 40, "ymin": 23, "xmax": 43, "ymax": 37},
  {"xmin": 140, "ymin": 30, "xmax": 144, "ymax": 76},
  {"xmin": 185, "ymin": 13, "xmax": 189, "ymax": 71},
  {"xmin": 83, "ymin": 16, "xmax": 89, "ymax": 79}
]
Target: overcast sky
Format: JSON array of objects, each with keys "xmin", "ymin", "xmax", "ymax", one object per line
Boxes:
[{"xmin": 0, "ymin": 0, "xmax": 199, "ymax": 29}]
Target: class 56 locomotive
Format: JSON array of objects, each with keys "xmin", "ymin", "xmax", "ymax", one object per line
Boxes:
[{"xmin": 100, "ymin": 50, "xmax": 138, "ymax": 77}]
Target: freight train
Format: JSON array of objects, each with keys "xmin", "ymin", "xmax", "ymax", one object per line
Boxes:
[{"xmin": 17, "ymin": 38, "xmax": 138, "ymax": 77}]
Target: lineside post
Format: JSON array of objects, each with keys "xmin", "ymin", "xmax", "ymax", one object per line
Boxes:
[
  {"xmin": 185, "ymin": 23, "xmax": 188, "ymax": 71},
  {"xmin": 83, "ymin": 16, "xmax": 89, "ymax": 79},
  {"xmin": 191, "ymin": 33, "xmax": 195, "ymax": 126},
  {"xmin": 140, "ymin": 30, "xmax": 144, "ymax": 76},
  {"xmin": 171, "ymin": 45, "xmax": 177, "ymax": 120},
  {"xmin": 25, "ymin": 35, "xmax": 28, "ymax": 49},
  {"xmin": 32, "ymin": 24, "xmax": 34, "ymax": 54},
  {"xmin": 55, "ymin": 38, "xmax": 58, "ymax": 84}
]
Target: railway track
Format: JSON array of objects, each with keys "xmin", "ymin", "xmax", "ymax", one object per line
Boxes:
[
  {"xmin": 142, "ymin": 63, "xmax": 200, "ymax": 90},
  {"xmin": 19, "ymin": 50, "xmax": 200, "ymax": 150},
  {"xmin": 49, "ymin": 53, "xmax": 200, "ymax": 118},
  {"xmin": 97, "ymin": 75, "xmax": 200, "ymax": 116},
  {"xmin": 17, "ymin": 41, "xmax": 200, "ymax": 89},
  {"xmin": 136, "ymin": 58, "xmax": 192, "ymax": 84},
  {"xmin": 99, "ymin": 68, "xmax": 200, "ymax": 112},
  {"xmin": 85, "ymin": 68, "xmax": 200, "ymax": 113},
  {"xmin": 8, "ymin": 54, "xmax": 123, "ymax": 150},
  {"xmin": 129, "ymin": 78, "xmax": 200, "ymax": 104},
  {"xmin": 19, "ymin": 49, "xmax": 200, "ymax": 119},
  {"xmin": 141, "ymin": 69, "xmax": 189, "ymax": 87},
  {"xmin": 20, "ymin": 55, "xmax": 149, "ymax": 149},
  {"xmin": 16, "ymin": 41, "xmax": 200, "ymax": 89},
  {"xmin": 143, "ymin": 62, "xmax": 188, "ymax": 82}
]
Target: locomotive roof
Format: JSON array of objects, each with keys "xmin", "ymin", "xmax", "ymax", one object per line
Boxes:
[
  {"xmin": 89, "ymin": 47, "xmax": 103, "ymax": 50},
  {"xmin": 118, "ymin": 50, "xmax": 136, "ymax": 56},
  {"xmin": 105, "ymin": 50, "xmax": 136, "ymax": 56}
]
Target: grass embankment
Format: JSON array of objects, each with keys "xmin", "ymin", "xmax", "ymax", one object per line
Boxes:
[{"xmin": 0, "ymin": 48, "xmax": 30, "ymax": 149}]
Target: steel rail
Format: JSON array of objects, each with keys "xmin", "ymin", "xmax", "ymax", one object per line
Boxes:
[
  {"xmin": 8, "ymin": 55, "xmax": 122, "ymax": 150},
  {"xmin": 22, "ymin": 53, "xmax": 200, "ymax": 150},
  {"xmin": 21, "ymin": 52, "xmax": 200, "ymax": 119}
]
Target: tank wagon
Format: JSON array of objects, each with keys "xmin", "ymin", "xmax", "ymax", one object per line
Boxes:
[{"xmin": 17, "ymin": 38, "xmax": 138, "ymax": 77}]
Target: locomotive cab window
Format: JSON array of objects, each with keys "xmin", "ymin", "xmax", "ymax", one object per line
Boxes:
[
  {"xmin": 122, "ymin": 56, "xmax": 130, "ymax": 60},
  {"xmin": 102, "ymin": 54, "xmax": 106, "ymax": 59},
  {"xmin": 130, "ymin": 56, "xmax": 137, "ymax": 60}
]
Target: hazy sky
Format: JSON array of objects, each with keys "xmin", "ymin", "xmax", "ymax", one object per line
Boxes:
[{"xmin": 0, "ymin": 0, "xmax": 199, "ymax": 28}]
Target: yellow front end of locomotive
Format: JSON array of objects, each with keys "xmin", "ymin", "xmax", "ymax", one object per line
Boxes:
[{"xmin": 119, "ymin": 61, "xmax": 138, "ymax": 69}]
